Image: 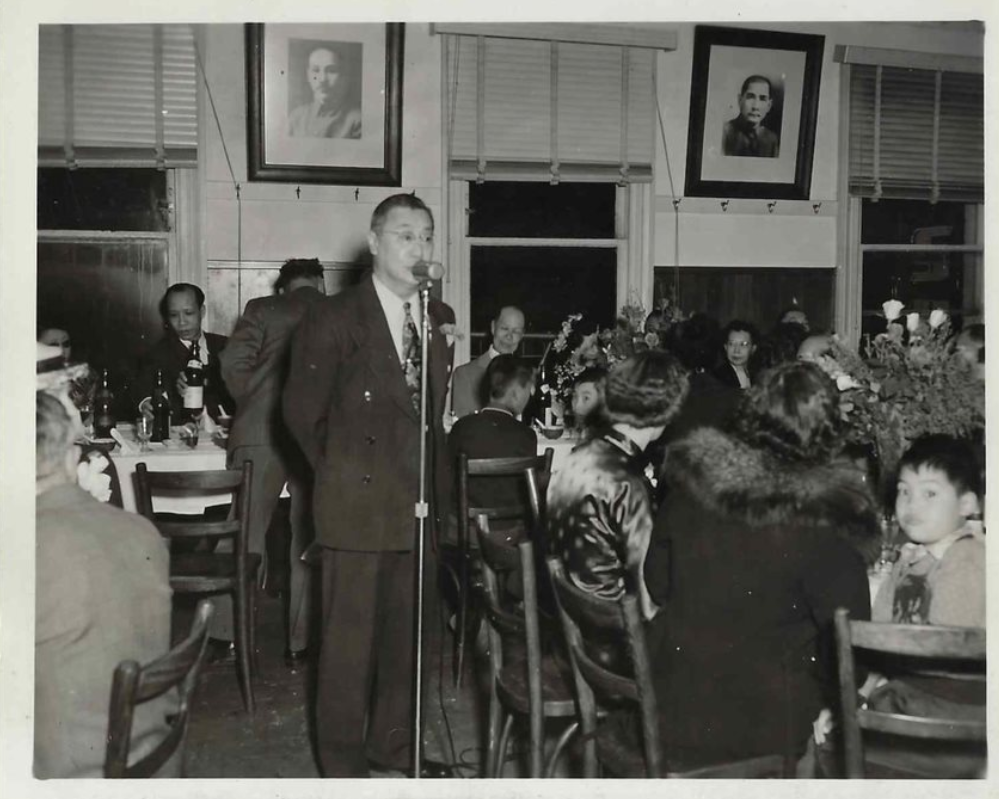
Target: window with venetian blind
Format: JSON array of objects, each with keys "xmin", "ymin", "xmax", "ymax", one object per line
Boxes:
[
  {"xmin": 834, "ymin": 44, "xmax": 984, "ymax": 342},
  {"xmin": 38, "ymin": 24, "xmax": 198, "ymax": 167}
]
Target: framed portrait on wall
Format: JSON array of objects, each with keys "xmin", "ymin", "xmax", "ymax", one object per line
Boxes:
[
  {"xmin": 684, "ymin": 26, "xmax": 824, "ymax": 200},
  {"xmin": 246, "ymin": 23, "xmax": 404, "ymax": 185}
]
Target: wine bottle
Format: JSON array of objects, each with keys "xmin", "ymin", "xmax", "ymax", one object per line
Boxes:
[
  {"xmin": 93, "ymin": 368, "xmax": 115, "ymax": 439},
  {"xmin": 183, "ymin": 342, "xmax": 205, "ymax": 421},
  {"xmin": 151, "ymin": 369, "xmax": 171, "ymax": 442}
]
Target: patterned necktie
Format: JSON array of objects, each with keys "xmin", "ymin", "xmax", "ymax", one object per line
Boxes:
[{"xmin": 402, "ymin": 301, "xmax": 421, "ymax": 412}]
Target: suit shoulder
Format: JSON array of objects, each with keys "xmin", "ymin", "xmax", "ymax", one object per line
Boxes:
[{"xmin": 206, "ymin": 331, "xmax": 229, "ymax": 349}]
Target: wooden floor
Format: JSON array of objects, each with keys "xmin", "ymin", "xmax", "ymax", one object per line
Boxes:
[{"xmin": 179, "ymin": 587, "xmax": 578, "ymax": 779}]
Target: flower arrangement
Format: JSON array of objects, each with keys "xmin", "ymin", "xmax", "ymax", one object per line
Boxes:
[
  {"xmin": 811, "ymin": 300, "xmax": 984, "ymax": 482},
  {"xmin": 546, "ymin": 299, "xmax": 683, "ymax": 407}
]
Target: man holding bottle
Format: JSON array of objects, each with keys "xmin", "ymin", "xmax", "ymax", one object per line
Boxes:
[{"xmin": 134, "ymin": 283, "xmax": 234, "ymax": 422}]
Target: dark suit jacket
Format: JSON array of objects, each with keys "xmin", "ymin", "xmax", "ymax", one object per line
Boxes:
[
  {"xmin": 135, "ymin": 330, "xmax": 234, "ymax": 418},
  {"xmin": 447, "ymin": 408, "xmax": 537, "ymax": 514},
  {"xmin": 283, "ymin": 276, "xmax": 455, "ymax": 552},
  {"xmin": 712, "ymin": 361, "xmax": 753, "ymax": 390},
  {"xmin": 451, "ymin": 350, "xmax": 492, "ymax": 418},
  {"xmin": 221, "ymin": 286, "xmax": 324, "ymax": 456}
]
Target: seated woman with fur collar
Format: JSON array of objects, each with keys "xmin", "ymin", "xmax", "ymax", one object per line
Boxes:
[{"xmin": 644, "ymin": 361, "xmax": 880, "ymax": 773}]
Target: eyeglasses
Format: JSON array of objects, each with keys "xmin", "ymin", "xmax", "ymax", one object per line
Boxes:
[
  {"xmin": 726, "ymin": 340, "xmax": 752, "ymax": 349},
  {"xmin": 383, "ymin": 229, "xmax": 434, "ymax": 246}
]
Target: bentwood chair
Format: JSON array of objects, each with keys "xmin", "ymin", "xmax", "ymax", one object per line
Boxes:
[
  {"xmin": 444, "ymin": 449, "xmax": 554, "ymax": 688},
  {"xmin": 834, "ymin": 608, "xmax": 987, "ymax": 778},
  {"xmin": 479, "ymin": 528, "xmax": 578, "ymax": 777},
  {"xmin": 135, "ymin": 461, "xmax": 260, "ymax": 712},
  {"xmin": 547, "ymin": 557, "xmax": 789, "ymax": 779},
  {"xmin": 104, "ymin": 599, "xmax": 214, "ymax": 777}
]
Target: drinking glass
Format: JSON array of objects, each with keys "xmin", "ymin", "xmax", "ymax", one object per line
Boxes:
[
  {"xmin": 135, "ymin": 416, "xmax": 153, "ymax": 452},
  {"xmin": 180, "ymin": 421, "xmax": 200, "ymax": 449}
]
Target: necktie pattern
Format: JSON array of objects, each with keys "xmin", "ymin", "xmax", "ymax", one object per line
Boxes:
[{"xmin": 402, "ymin": 301, "xmax": 421, "ymax": 412}]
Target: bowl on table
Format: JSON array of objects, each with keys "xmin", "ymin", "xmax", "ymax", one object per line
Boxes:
[{"xmin": 539, "ymin": 426, "xmax": 565, "ymax": 440}]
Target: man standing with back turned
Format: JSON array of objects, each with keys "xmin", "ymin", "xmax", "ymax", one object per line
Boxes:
[
  {"xmin": 220, "ymin": 258, "xmax": 325, "ymax": 665},
  {"xmin": 283, "ymin": 194, "xmax": 455, "ymax": 777}
]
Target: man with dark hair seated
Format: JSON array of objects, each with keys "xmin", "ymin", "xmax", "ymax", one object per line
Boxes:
[
  {"xmin": 447, "ymin": 354, "xmax": 538, "ymax": 541},
  {"xmin": 134, "ymin": 282, "xmax": 235, "ymax": 420},
  {"xmin": 35, "ymin": 390, "xmax": 176, "ymax": 778}
]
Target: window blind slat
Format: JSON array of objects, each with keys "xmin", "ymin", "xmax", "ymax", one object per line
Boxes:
[
  {"xmin": 38, "ymin": 23, "xmax": 198, "ymax": 163},
  {"xmin": 848, "ymin": 63, "xmax": 982, "ymax": 201},
  {"xmin": 446, "ymin": 33, "xmax": 654, "ymax": 180}
]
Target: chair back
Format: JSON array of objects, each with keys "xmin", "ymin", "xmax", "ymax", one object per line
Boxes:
[
  {"xmin": 456, "ymin": 449, "xmax": 553, "ymax": 550},
  {"xmin": 546, "ymin": 556, "xmax": 661, "ymax": 777},
  {"xmin": 834, "ymin": 608, "xmax": 986, "ymax": 778},
  {"xmin": 134, "ymin": 460, "xmax": 252, "ymax": 558},
  {"xmin": 104, "ymin": 599, "xmax": 214, "ymax": 777}
]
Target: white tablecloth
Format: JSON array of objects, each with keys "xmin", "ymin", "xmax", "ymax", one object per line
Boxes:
[
  {"xmin": 115, "ymin": 437, "xmax": 231, "ymax": 515},
  {"xmin": 536, "ymin": 429, "xmax": 579, "ymax": 472}
]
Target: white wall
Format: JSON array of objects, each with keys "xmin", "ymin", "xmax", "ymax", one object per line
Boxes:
[
  {"xmin": 201, "ymin": 23, "xmax": 444, "ymax": 333},
  {"xmin": 652, "ymin": 21, "xmax": 984, "ymax": 270}
]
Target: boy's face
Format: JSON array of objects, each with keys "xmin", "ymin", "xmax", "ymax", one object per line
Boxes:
[
  {"xmin": 895, "ymin": 465, "xmax": 978, "ymax": 545},
  {"xmin": 724, "ymin": 330, "xmax": 755, "ymax": 367},
  {"xmin": 572, "ymin": 381, "xmax": 602, "ymax": 420}
]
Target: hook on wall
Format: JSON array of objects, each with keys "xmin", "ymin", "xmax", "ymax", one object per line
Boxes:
[
  {"xmin": 295, "ymin": 186, "xmax": 301, "ymax": 200},
  {"xmin": 672, "ymin": 198, "xmax": 682, "ymax": 210},
  {"xmin": 354, "ymin": 188, "xmax": 360, "ymax": 201},
  {"xmin": 812, "ymin": 202, "xmax": 822, "ymax": 215},
  {"xmin": 766, "ymin": 201, "xmax": 777, "ymax": 214},
  {"xmin": 720, "ymin": 199, "xmax": 730, "ymax": 212}
]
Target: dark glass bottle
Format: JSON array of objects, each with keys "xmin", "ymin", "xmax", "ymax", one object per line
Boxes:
[
  {"xmin": 93, "ymin": 368, "xmax": 115, "ymax": 438},
  {"xmin": 151, "ymin": 369, "xmax": 171, "ymax": 442},
  {"xmin": 536, "ymin": 356, "xmax": 555, "ymax": 427},
  {"xmin": 183, "ymin": 342, "xmax": 205, "ymax": 421}
]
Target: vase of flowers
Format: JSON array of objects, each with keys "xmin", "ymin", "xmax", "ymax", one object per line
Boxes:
[{"xmin": 811, "ymin": 300, "xmax": 984, "ymax": 488}]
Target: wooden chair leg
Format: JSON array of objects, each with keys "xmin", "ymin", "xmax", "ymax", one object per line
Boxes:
[
  {"xmin": 454, "ymin": 553, "xmax": 470, "ymax": 689},
  {"xmin": 485, "ymin": 695, "xmax": 502, "ymax": 778},
  {"xmin": 495, "ymin": 713, "xmax": 515, "ymax": 778},
  {"xmin": 233, "ymin": 586, "xmax": 255, "ymax": 713},
  {"xmin": 545, "ymin": 720, "xmax": 579, "ymax": 777}
]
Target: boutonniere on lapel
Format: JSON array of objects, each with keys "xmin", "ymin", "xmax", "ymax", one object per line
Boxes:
[{"xmin": 438, "ymin": 323, "xmax": 463, "ymax": 349}]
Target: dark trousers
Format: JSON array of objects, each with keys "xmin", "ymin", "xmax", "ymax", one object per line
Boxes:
[
  {"xmin": 215, "ymin": 444, "xmax": 313, "ymax": 651},
  {"xmin": 315, "ymin": 547, "xmax": 414, "ymax": 777}
]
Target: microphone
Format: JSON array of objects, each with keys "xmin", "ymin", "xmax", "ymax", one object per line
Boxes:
[{"xmin": 413, "ymin": 261, "xmax": 445, "ymax": 281}]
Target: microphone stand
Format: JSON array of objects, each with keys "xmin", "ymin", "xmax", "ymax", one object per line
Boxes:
[{"xmin": 412, "ymin": 280, "xmax": 432, "ymax": 779}]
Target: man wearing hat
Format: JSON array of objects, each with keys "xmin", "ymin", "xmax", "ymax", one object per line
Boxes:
[
  {"xmin": 546, "ymin": 350, "xmax": 689, "ymax": 621},
  {"xmin": 219, "ymin": 258, "xmax": 325, "ymax": 665}
]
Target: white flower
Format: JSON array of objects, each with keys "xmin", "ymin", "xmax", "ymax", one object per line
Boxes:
[
  {"xmin": 905, "ymin": 312, "xmax": 920, "ymax": 333},
  {"xmin": 928, "ymin": 309, "xmax": 948, "ymax": 329},
  {"xmin": 77, "ymin": 458, "xmax": 112, "ymax": 503},
  {"xmin": 836, "ymin": 374, "xmax": 860, "ymax": 391},
  {"xmin": 882, "ymin": 299, "xmax": 905, "ymax": 322}
]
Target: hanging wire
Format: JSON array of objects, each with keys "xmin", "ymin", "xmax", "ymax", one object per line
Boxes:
[
  {"xmin": 654, "ymin": 80, "xmax": 681, "ymax": 311},
  {"xmin": 192, "ymin": 28, "xmax": 243, "ymax": 311}
]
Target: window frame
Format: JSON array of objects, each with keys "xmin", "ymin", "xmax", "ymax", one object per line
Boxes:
[{"xmin": 441, "ymin": 179, "xmax": 652, "ymax": 366}]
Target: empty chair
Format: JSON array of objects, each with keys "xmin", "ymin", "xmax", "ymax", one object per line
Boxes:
[
  {"xmin": 443, "ymin": 449, "xmax": 554, "ymax": 687},
  {"xmin": 834, "ymin": 608, "xmax": 986, "ymax": 778},
  {"xmin": 104, "ymin": 599, "xmax": 215, "ymax": 777},
  {"xmin": 547, "ymin": 557, "xmax": 788, "ymax": 779},
  {"xmin": 134, "ymin": 461, "xmax": 260, "ymax": 712},
  {"xmin": 478, "ymin": 528, "xmax": 577, "ymax": 777}
]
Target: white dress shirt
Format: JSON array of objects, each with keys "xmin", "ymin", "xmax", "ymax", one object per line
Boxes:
[{"xmin": 372, "ymin": 273, "xmax": 419, "ymax": 364}]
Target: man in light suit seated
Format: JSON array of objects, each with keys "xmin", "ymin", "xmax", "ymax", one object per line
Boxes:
[
  {"xmin": 450, "ymin": 305, "xmax": 525, "ymax": 419},
  {"xmin": 35, "ymin": 389, "xmax": 175, "ymax": 778}
]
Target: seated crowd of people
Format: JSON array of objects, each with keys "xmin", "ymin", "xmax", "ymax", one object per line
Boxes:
[{"xmin": 36, "ymin": 204, "xmax": 985, "ymax": 779}]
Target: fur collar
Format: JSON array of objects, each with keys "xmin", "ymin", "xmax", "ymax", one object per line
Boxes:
[{"xmin": 665, "ymin": 427, "xmax": 881, "ymax": 562}]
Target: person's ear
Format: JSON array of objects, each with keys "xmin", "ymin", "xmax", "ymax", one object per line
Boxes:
[
  {"xmin": 959, "ymin": 490, "xmax": 981, "ymax": 519},
  {"xmin": 367, "ymin": 229, "xmax": 379, "ymax": 257},
  {"xmin": 199, "ymin": 304, "xmax": 207, "ymax": 323}
]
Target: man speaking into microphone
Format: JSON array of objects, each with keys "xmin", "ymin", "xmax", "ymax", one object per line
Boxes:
[{"xmin": 284, "ymin": 194, "xmax": 455, "ymax": 777}]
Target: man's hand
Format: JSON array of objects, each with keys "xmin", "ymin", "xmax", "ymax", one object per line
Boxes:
[
  {"xmin": 812, "ymin": 708, "xmax": 834, "ymax": 745},
  {"xmin": 176, "ymin": 372, "xmax": 188, "ymax": 397},
  {"xmin": 138, "ymin": 397, "xmax": 154, "ymax": 420}
]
